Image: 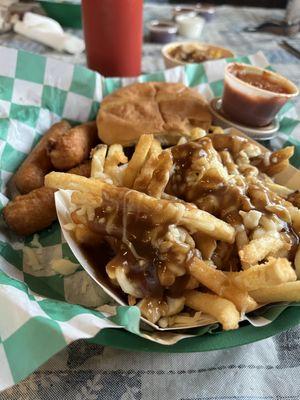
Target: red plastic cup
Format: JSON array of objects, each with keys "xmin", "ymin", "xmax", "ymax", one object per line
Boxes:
[{"xmin": 81, "ymin": 0, "xmax": 143, "ymax": 77}]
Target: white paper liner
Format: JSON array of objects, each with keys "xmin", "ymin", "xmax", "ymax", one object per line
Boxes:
[{"xmin": 54, "ymin": 127, "xmax": 299, "ymax": 332}]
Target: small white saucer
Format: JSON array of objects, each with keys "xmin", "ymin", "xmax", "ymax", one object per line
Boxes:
[{"xmin": 209, "ymin": 97, "xmax": 280, "ymax": 141}]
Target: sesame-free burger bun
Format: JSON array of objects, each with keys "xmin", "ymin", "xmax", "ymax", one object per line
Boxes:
[{"xmin": 97, "ymin": 82, "xmax": 212, "ymax": 146}]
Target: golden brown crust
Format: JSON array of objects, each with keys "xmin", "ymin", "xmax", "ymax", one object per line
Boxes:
[
  {"xmin": 5, "ymin": 159, "xmax": 93, "ymax": 236},
  {"xmin": 47, "ymin": 121, "xmax": 99, "ymax": 170},
  {"xmin": 14, "ymin": 120, "xmax": 71, "ymax": 194},
  {"xmin": 3, "ymin": 187, "xmax": 57, "ymax": 236},
  {"xmin": 97, "ymin": 82, "xmax": 212, "ymax": 146},
  {"xmin": 68, "ymin": 160, "xmax": 91, "ymax": 178}
]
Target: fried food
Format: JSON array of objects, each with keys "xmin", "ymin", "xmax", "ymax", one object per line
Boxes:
[
  {"xmin": 14, "ymin": 120, "xmax": 71, "ymax": 194},
  {"xmin": 3, "ymin": 187, "xmax": 57, "ymax": 236},
  {"xmin": 48, "ymin": 121, "xmax": 99, "ymax": 170},
  {"xmin": 123, "ymin": 134, "xmax": 154, "ymax": 188},
  {"xmin": 250, "ymin": 281, "xmax": 300, "ymax": 303},
  {"xmin": 45, "ymin": 172, "xmax": 235, "ymax": 242},
  {"xmin": 253, "ymin": 146, "xmax": 294, "ymax": 176},
  {"xmin": 238, "ymin": 234, "xmax": 290, "ymax": 269},
  {"xmin": 68, "ymin": 160, "xmax": 91, "ymax": 178},
  {"xmin": 43, "ymin": 127, "xmax": 300, "ymax": 331},
  {"xmin": 184, "ymin": 290, "xmax": 240, "ymax": 331},
  {"xmin": 232, "ymin": 257, "xmax": 296, "ymax": 291},
  {"xmin": 4, "ymin": 160, "xmax": 92, "ymax": 236},
  {"xmin": 188, "ymin": 257, "xmax": 257, "ymax": 312},
  {"xmin": 6, "ymin": 111, "xmax": 300, "ymax": 332},
  {"xmin": 97, "ymin": 82, "xmax": 212, "ymax": 146}
]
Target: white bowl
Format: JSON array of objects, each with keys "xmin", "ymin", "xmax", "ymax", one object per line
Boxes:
[{"xmin": 162, "ymin": 41, "xmax": 235, "ymax": 69}]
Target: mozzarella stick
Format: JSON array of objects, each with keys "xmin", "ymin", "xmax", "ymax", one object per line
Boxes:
[
  {"xmin": 4, "ymin": 161, "xmax": 92, "ymax": 236},
  {"xmin": 48, "ymin": 121, "xmax": 99, "ymax": 170},
  {"xmin": 68, "ymin": 160, "xmax": 91, "ymax": 177},
  {"xmin": 3, "ymin": 187, "xmax": 57, "ymax": 236},
  {"xmin": 14, "ymin": 120, "xmax": 71, "ymax": 194}
]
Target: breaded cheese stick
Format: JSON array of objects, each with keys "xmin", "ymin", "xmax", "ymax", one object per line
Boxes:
[
  {"xmin": 3, "ymin": 187, "xmax": 57, "ymax": 236},
  {"xmin": 48, "ymin": 121, "xmax": 98, "ymax": 170},
  {"xmin": 14, "ymin": 120, "xmax": 71, "ymax": 194},
  {"xmin": 4, "ymin": 161, "xmax": 92, "ymax": 236}
]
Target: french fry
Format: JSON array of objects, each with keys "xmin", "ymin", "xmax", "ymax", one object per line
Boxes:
[
  {"xmin": 103, "ymin": 144, "xmax": 128, "ymax": 184},
  {"xmin": 45, "ymin": 172, "xmax": 235, "ymax": 242},
  {"xmin": 219, "ymin": 150, "xmax": 239, "ymax": 175},
  {"xmin": 182, "ymin": 207, "xmax": 235, "ymax": 243},
  {"xmin": 147, "ymin": 150, "xmax": 173, "ymax": 198},
  {"xmin": 123, "ymin": 134, "xmax": 153, "ymax": 188},
  {"xmin": 259, "ymin": 146, "xmax": 294, "ymax": 176},
  {"xmin": 184, "ymin": 290, "xmax": 240, "ymax": 330},
  {"xmin": 193, "ymin": 233, "xmax": 216, "ymax": 260},
  {"xmin": 233, "ymin": 257, "xmax": 296, "ymax": 291},
  {"xmin": 149, "ymin": 138, "xmax": 162, "ymax": 156},
  {"xmin": 45, "ymin": 172, "xmax": 106, "ymax": 195},
  {"xmin": 250, "ymin": 281, "xmax": 300, "ymax": 303},
  {"xmin": 188, "ymin": 258, "xmax": 257, "ymax": 312},
  {"xmin": 90, "ymin": 144, "xmax": 107, "ymax": 178},
  {"xmin": 235, "ymin": 226, "xmax": 249, "ymax": 250},
  {"xmin": 133, "ymin": 152, "xmax": 160, "ymax": 193},
  {"xmin": 239, "ymin": 234, "xmax": 288, "ymax": 268}
]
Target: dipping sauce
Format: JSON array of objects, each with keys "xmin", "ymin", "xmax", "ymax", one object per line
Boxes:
[
  {"xmin": 168, "ymin": 43, "xmax": 232, "ymax": 64},
  {"xmin": 222, "ymin": 63, "xmax": 299, "ymax": 127},
  {"xmin": 148, "ymin": 20, "xmax": 178, "ymax": 44},
  {"xmin": 234, "ymin": 71, "xmax": 292, "ymax": 94}
]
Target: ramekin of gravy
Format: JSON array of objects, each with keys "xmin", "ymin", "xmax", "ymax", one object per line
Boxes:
[{"xmin": 222, "ymin": 63, "xmax": 299, "ymax": 127}]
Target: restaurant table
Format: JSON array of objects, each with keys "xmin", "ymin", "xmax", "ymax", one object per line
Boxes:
[{"xmin": 1, "ymin": 3, "xmax": 300, "ymax": 400}]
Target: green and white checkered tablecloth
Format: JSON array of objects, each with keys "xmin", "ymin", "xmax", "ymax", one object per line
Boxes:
[{"xmin": 0, "ymin": 46, "xmax": 299, "ymax": 391}]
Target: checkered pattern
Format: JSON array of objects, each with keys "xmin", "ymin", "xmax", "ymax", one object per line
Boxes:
[{"xmin": 0, "ymin": 46, "xmax": 299, "ymax": 391}]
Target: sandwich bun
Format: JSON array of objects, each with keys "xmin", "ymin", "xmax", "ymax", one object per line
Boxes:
[{"xmin": 97, "ymin": 82, "xmax": 212, "ymax": 146}]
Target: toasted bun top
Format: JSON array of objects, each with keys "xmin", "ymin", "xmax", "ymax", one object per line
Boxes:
[{"xmin": 97, "ymin": 82, "xmax": 212, "ymax": 146}]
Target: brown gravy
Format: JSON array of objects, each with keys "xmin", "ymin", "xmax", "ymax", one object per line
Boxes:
[
  {"xmin": 77, "ymin": 137, "xmax": 299, "ymax": 301},
  {"xmin": 234, "ymin": 71, "xmax": 289, "ymax": 94},
  {"xmin": 80, "ymin": 241, "xmax": 125, "ymax": 299}
]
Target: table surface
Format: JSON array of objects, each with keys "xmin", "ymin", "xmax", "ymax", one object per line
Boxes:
[{"xmin": 1, "ymin": 4, "xmax": 300, "ymax": 400}]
